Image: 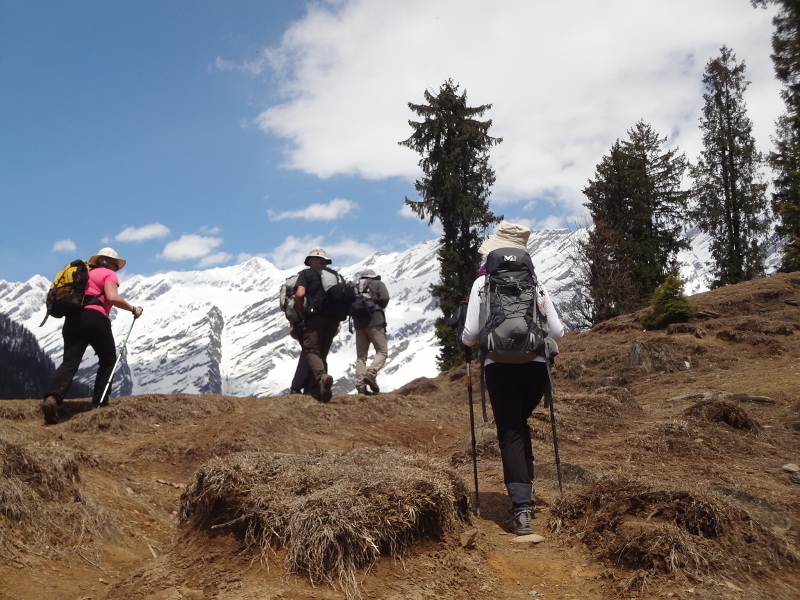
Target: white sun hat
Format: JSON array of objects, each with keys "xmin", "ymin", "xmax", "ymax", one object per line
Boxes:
[
  {"xmin": 478, "ymin": 221, "xmax": 531, "ymax": 255},
  {"xmin": 89, "ymin": 247, "xmax": 126, "ymax": 270}
]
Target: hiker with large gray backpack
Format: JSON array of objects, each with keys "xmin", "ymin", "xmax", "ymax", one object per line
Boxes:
[
  {"xmin": 460, "ymin": 222, "xmax": 564, "ymax": 536},
  {"xmin": 350, "ymin": 268, "xmax": 390, "ymax": 395},
  {"xmin": 293, "ymin": 247, "xmax": 356, "ymax": 403}
]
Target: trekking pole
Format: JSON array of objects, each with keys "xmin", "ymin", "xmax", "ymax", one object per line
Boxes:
[
  {"xmin": 99, "ymin": 316, "xmax": 136, "ymax": 405},
  {"xmin": 448, "ymin": 302, "xmax": 480, "ymax": 515},
  {"xmin": 543, "ymin": 345, "xmax": 564, "ymax": 495},
  {"xmin": 464, "ymin": 345, "xmax": 480, "ymax": 516}
]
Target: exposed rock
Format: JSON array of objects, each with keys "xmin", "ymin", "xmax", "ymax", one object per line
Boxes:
[
  {"xmin": 512, "ymin": 533, "xmax": 545, "ymax": 544},
  {"xmin": 460, "ymin": 528, "xmax": 479, "ymax": 548},
  {"xmin": 666, "ymin": 322, "xmax": 705, "ymax": 338},
  {"xmin": 629, "ymin": 340, "xmax": 653, "ymax": 371},
  {"xmin": 728, "ymin": 393, "xmax": 776, "ymax": 405},
  {"xmin": 667, "ymin": 390, "xmax": 775, "ymax": 405}
]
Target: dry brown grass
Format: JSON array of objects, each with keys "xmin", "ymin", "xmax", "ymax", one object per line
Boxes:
[
  {"xmin": 178, "ymin": 448, "xmax": 470, "ymax": 599},
  {"xmin": 549, "ymin": 476, "xmax": 798, "ymax": 592},
  {"xmin": 0, "ymin": 437, "xmax": 116, "ymax": 565},
  {"xmin": 63, "ymin": 393, "xmax": 239, "ymax": 433},
  {"xmin": 682, "ymin": 399, "xmax": 762, "ymax": 433}
]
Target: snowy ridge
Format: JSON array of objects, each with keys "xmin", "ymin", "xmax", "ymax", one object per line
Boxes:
[{"xmin": 0, "ymin": 229, "xmax": 745, "ymax": 397}]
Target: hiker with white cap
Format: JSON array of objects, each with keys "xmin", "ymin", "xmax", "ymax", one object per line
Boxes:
[
  {"xmin": 293, "ymin": 247, "xmax": 342, "ymax": 403},
  {"xmin": 460, "ymin": 222, "xmax": 565, "ymax": 535},
  {"xmin": 352, "ymin": 268, "xmax": 390, "ymax": 395},
  {"xmin": 42, "ymin": 247, "xmax": 143, "ymax": 424}
]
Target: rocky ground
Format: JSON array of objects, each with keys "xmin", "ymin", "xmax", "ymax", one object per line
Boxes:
[{"xmin": 1, "ymin": 272, "xmax": 798, "ymax": 600}]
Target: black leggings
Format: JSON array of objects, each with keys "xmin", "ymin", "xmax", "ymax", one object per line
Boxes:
[
  {"xmin": 45, "ymin": 309, "xmax": 116, "ymax": 405},
  {"xmin": 484, "ymin": 360, "xmax": 549, "ymax": 511}
]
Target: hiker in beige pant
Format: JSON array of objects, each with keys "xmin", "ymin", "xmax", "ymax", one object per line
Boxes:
[{"xmin": 352, "ymin": 269, "xmax": 389, "ymax": 394}]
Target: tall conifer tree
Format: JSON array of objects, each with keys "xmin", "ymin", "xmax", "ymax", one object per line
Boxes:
[
  {"xmin": 582, "ymin": 121, "xmax": 689, "ymax": 322},
  {"xmin": 399, "ymin": 80, "xmax": 501, "ymax": 370},
  {"xmin": 753, "ymin": 0, "xmax": 800, "ymax": 271},
  {"xmin": 690, "ymin": 46, "xmax": 769, "ymax": 287}
]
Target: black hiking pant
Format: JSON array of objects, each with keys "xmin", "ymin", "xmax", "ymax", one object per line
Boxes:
[
  {"xmin": 484, "ymin": 360, "xmax": 549, "ymax": 513},
  {"xmin": 44, "ymin": 309, "xmax": 116, "ymax": 406}
]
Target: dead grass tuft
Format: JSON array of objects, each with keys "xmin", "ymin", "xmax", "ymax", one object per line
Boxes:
[
  {"xmin": 179, "ymin": 448, "xmax": 469, "ymax": 599},
  {"xmin": 395, "ymin": 377, "xmax": 440, "ymax": 396},
  {"xmin": 64, "ymin": 394, "xmax": 239, "ymax": 433},
  {"xmin": 626, "ymin": 420, "xmax": 696, "ymax": 456},
  {"xmin": 450, "ymin": 421, "xmax": 500, "ymax": 465},
  {"xmin": 550, "ymin": 476, "xmax": 798, "ymax": 587},
  {"xmin": 682, "ymin": 399, "xmax": 762, "ymax": 433},
  {"xmin": 0, "ymin": 437, "xmax": 117, "ymax": 564}
]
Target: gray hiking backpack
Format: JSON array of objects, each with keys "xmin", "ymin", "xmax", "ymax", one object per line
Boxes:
[
  {"xmin": 478, "ymin": 247, "xmax": 550, "ymax": 363},
  {"xmin": 350, "ymin": 277, "xmax": 382, "ymax": 321},
  {"xmin": 279, "ymin": 274, "xmax": 304, "ymax": 323}
]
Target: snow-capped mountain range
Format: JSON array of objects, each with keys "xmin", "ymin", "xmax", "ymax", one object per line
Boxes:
[{"xmin": 0, "ymin": 229, "xmax": 779, "ymax": 397}]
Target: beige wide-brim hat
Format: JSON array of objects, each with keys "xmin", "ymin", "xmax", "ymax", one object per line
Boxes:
[
  {"xmin": 89, "ymin": 247, "xmax": 126, "ymax": 270},
  {"xmin": 304, "ymin": 247, "xmax": 332, "ymax": 266},
  {"xmin": 478, "ymin": 221, "xmax": 531, "ymax": 255}
]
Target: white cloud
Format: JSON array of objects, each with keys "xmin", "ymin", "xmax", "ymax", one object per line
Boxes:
[
  {"xmin": 159, "ymin": 234, "xmax": 223, "ymax": 262},
  {"xmin": 267, "ymin": 198, "xmax": 357, "ymax": 221},
  {"xmin": 210, "ymin": 54, "xmax": 267, "ymax": 76},
  {"xmin": 397, "ymin": 203, "xmax": 417, "ymax": 220},
  {"xmin": 52, "ymin": 239, "xmax": 77, "ymax": 253},
  {"xmin": 268, "ymin": 233, "xmax": 376, "ymax": 269},
  {"xmin": 198, "ymin": 252, "xmax": 234, "ymax": 268},
  {"xmin": 115, "ymin": 223, "xmax": 171, "ymax": 243},
  {"xmin": 269, "ymin": 235, "xmax": 325, "ymax": 269},
  {"xmin": 322, "ymin": 238, "xmax": 377, "ymax": 266},
  {"xmin": 250, "ymin": 0, "xmax": 782, "ymax": 225}
]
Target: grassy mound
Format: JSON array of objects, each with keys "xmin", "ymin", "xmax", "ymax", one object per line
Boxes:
[
  {"xmin": 179, "ymin": 448, "xmax": 470, "ymax": 598},
  {"xmin": 550, "ymin": 476, "xmax": 797, "ymax": 592},
  {"xmin": 0, "ymin": 437, "xmax": 115, "ymax": 565}
]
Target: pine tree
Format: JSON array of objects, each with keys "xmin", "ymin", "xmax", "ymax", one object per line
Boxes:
[
  {"xmin": 399, "ymin": 80, "xmax": 502, "ymax": 370},
  {"xmin": 641, "ymin": 270, "xmax": 695, "ymax": 330},
  {"xmin": 690, "ymin": 46, "xmax": 770, "ymax": 287},
  {"xmin": 582, "ymin": 121, "xmax": 689, "ymax": 322},
  {"xmin": 752, "ymin": 0, "xmax": 800, "ymax": 271},
  {"xmin": 771, "ymin": 115, "xmax": 800, "ymax": 269}
]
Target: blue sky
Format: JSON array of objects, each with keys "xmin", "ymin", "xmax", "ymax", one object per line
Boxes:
[{"xmin": 0, "ymin": 0, "xmax": 783, "ymax": 283}]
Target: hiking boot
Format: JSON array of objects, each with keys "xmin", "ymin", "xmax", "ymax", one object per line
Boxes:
[
  {"xmin": 502, "ymin": 510, "xmax": 532, "ymax": 535},
  {"xmin": 318, "ymin": 374, "xmax": 334, "ymax": 403},
  {"xmin": 356, "ymin": 385, "xmax": 368, "ymax": 395},
  {"xmin": 42, "ymin": 396, "xmax": 59, "ymax": 425},
  {"xmin": 363, "ymin": 372, "xmax": 379, "ymax": 394}
]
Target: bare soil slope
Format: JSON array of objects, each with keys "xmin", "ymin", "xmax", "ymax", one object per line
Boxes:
[{"xmin": 1, "ymin": 272, "xmax": 799, "ymax": 600}]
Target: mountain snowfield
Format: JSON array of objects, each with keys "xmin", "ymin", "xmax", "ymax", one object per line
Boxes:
[{"xmin": 0, "ymin": 229, "xmax": 778, "ymax": 398}]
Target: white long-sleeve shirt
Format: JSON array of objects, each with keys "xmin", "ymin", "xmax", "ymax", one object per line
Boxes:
[{"xmin": 461, "ymin": 275, "xmax": 565, "ymax": 364}]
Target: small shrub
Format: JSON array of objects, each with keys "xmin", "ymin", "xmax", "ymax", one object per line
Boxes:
[{"xmin": 642, "ymin": 272, "xmax": 695, "ymax": 330}]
